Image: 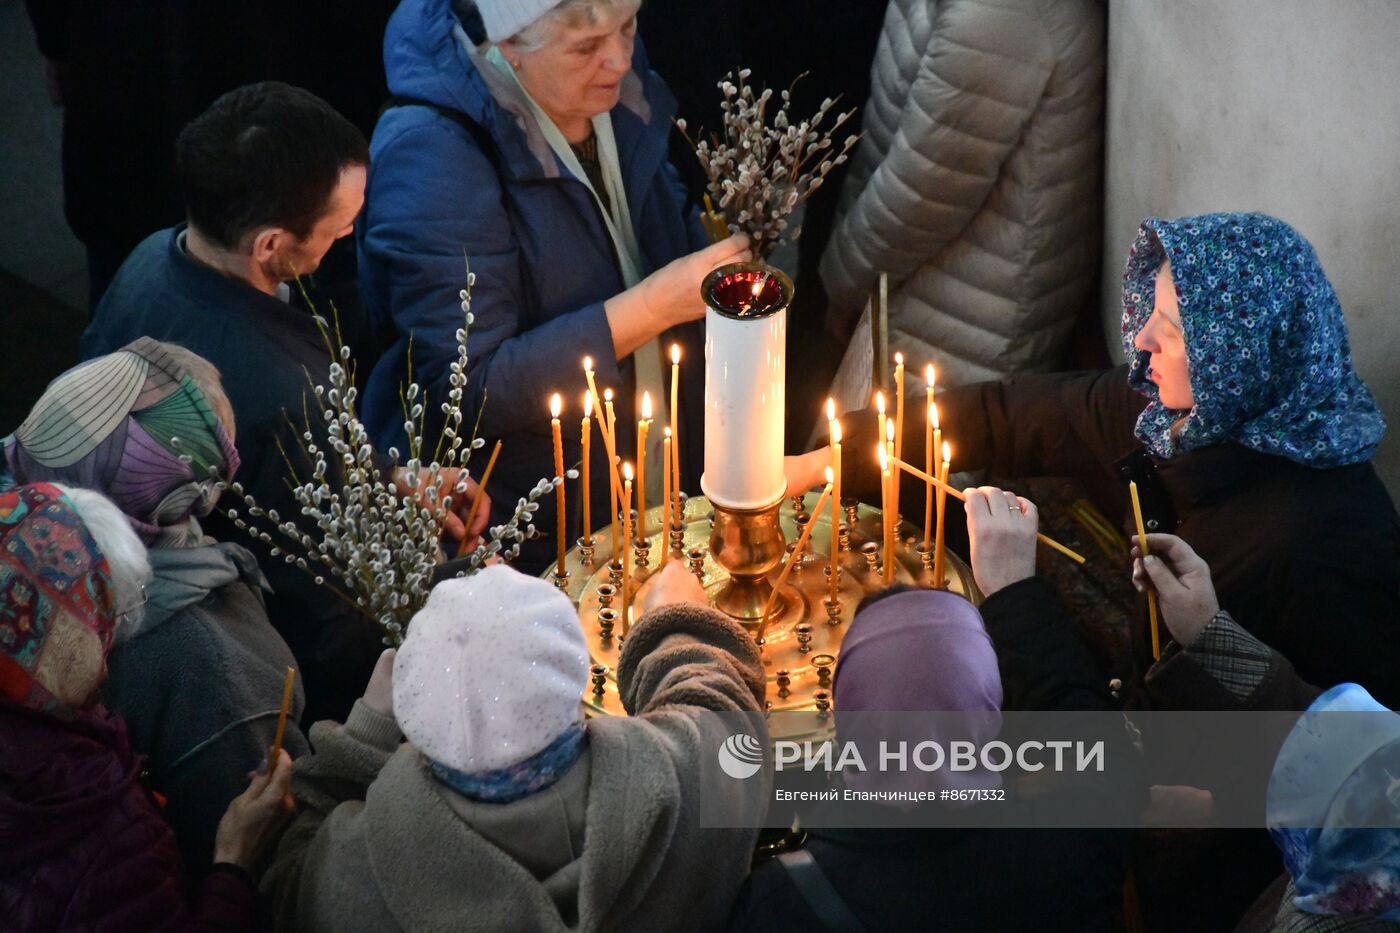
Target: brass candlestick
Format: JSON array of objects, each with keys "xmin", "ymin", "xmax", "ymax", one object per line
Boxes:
[{"xmin": 707, "ymin": 496, "xmax": 787, "ymax": 628}]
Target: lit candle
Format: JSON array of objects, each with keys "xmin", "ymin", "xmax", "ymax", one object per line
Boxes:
[
  {"xmin": 581, "ymin": 391, "xmax": 593, "ymax": 547},
  {"xmin": 662, "ymin": 427, "xmax": 673, "ymax": 559},
  {"xmin": 884, "ymin": 414, "xmax": 896, "ymax": 546},
  {"xmin": 670, "ymin": 343, "xmax": 681, "ymax": 529},
  {"xmin": 621, "ymin": 462, "xmax": 634, "ymax": 634},
  {"xmin": 604, "ymin": 388, "xmax": 620, "ymax": 555},
  {"xmin": 550, "ymin": 394, "xmax": 566, "ymax": 578},
  {"xmin": 934, "ymin": 441, "xmax": 951, "ymax": 588},
  {"xmin": 924, "ymin": 402, "xmax": 938, "ymax": 551},
  {"xmin": 758, "ymin": 470, "xmax": 834, "ymax": 639},
  {"xmin": 893, "ymin": 352, "xmax": 905, "ymax": 463},
  {"xmin": 826, "ymin": 398, "xmax": 842, "ymax": 607},
  {"xmin": 879, "ymin": 443, "xmax": 894, "ymax": 584},
  {"xmin": 875, "ymin": 391, "xmax": 887, "ymax": 460},
  {"xmin": 1129, "ymin": 480, "xmax": 1162, "ymax": 659},
  {"xmin": 583, "ymin": 357, "xmax": 621, "ymax": 555},
  {"xmin": 637, "ymin": 391, "xmax": 652, "ymax": 556}
]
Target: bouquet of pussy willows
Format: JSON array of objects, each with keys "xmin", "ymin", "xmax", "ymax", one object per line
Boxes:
[
  {"xmin": 677, "ymin": 68, "xmax": 859, "ymax": 259},
  {"xmin": 215, "ymin": 266, "xmax": 571, "ymax": 646}
]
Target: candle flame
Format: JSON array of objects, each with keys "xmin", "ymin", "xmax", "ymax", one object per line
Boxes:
[
  {"xmin": 878, "ymin": 444, "xmax": 888, "ymax": 470},
  {"xmin": 604, "ymin": 388, "xmax": 614, "ymax": 402},
  {"xmin": 664, "ymin": 425, "xmax": 672, "ymax": 438},
  {"xmin": 926, "ymin": 363, "xmax": 935, "ymax": 386},
  {"xmin": 623, "ymin": 462, "xmax": 634, "ymax": 482},
  {"xmin": 943, "ymin": 441, "xmax": 952, "ymax": 463},
  {"xmin": 751, "ymin": 279, "xmax": 764, "ymax": 297},
  {"xmin": 825, "ymin": 397, "xmax": 836, "ymax": 422},
  {"xmin": 832, "ymin": 420, "xmax": 842, "ymax": 444},
  {"xmin": 875, "ymin": 391, "xmax": 886, "ymax": 414},
  {"xmin": 894, "ymin": 351, "xmax": 904, "ymax": 366},
  {"xmin": 583, "ymin": 355, "xmax": 593, "ymax": 372},
  {"xmin": 641, "ymin": 391, "xmax": 652, "ymax": 419},
  {"xmin": 886, "ymin": 419, "xmax": 895, "ymax": 442},
  {"xmin": 825, "ymin": 466, "xmax": 834, "ymax": 484},
  {"xmin": 583, "ymin": 390, "xmax": 593, "ymax": 413},
  {"xmin": 930, "ymin": 402, "xmax": 940, "ymax": 429},
  {"xmin": 550, "ymin": 393, "xmax": 562, "ymax": 418},
  {"xmin": 671, "ymin": 343, "xmax": 681, "ymax": 365}
]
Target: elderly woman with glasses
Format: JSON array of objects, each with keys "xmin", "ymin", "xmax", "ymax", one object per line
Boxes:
[
  {"xmin": 5, "ymin": 338, "xmax": 310, "ymax": 875},
  {"xmin": 359, "ymin": 0, "xmax": 749, "ymax": 572}
]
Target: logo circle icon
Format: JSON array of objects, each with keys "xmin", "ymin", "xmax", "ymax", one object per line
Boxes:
[{"xmin": 718, "ymin": 733, "xmax": 764, "ymax": 779}]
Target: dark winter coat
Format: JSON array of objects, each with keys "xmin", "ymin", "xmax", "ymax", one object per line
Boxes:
[
  {"xmin": 730, "ymin": 577, "xmax": 1130, "ymax": 933},
  {"xmin": 79, "ymin": 227, "xmax": 386, "ymax": 724},
  {"xmin": 358, "ymin": 0, "xmax": 708, "ymax": 572},
  {"xmin": 846, "ymin": 366, "xmax": 1400, "ymax": 708},
  {"xmin": 0, "ymin": 701, "xmax": 255, "ymax": 932},
  {"xmin": 104, "ymin": 540, "xmax": 309, "ymax": 873}
]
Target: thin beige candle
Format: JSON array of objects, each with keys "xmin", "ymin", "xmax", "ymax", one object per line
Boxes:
[
  {"xmin": 621, "ymin": 462, "xmax": 633, "ymax": 635},
  {"xmin": 670, "ymin": 343, "xmax": 681, "ymax": 529},
  {"xmin": 886, "ymin": 420, "xmax": 898, "ymax": 583},
  {"xmin": 875, "ymin": 391, "xmax": 887, "ymax": 462},
  {"xmin": 550, "ymin": 394, "xmax": 566, "ymax": 577},
  {"xmin": 270, "ymin": 666, "xmax": 295, "ymax": 773},
  {"xmin": 924, "ymin": 401, "xmax": 938, "ymax": 550},
  {"xmin": 604, "ymin": 388, "xmax": 620, "ymax": 556},
  {"xmin": 758, "ymin": 474, "xmax": 833, "ymax": 640},
  {"xmin": 1130, "ymin": 480, "xmax": 1162, "ymax": 659},
  {"xmin": 581, "ymin": 391, "xmax": 592, "ymax": 546},
  {"xmin": 637, "ymin": 391, "xmax": 651, "ymax": 556},
  {"xmin": 662, "ymin": 427, "xmax": 672, "ymax": 559},
  {"xmin": 879, "ymin": 443, "xmax": 894, "ymax": 584},
  {"xmin": 826, "ymin": 398, "xmax": 842, "ymax": 608},
  {"xmin": 457, "ymin": 439, "xmax": 502, "ymax": 559},
  {"xmin": 890, "ymin": 455, "xmax": 1087, "ymax": 565},
  {"xmin": 934, "ymin": 441, "xmax": 950, "ymax": 588},
  {"xmin": 583, "ymin": 358, "xmax": 621, "ymax": 552},
  {"xmin": 893, "ymin": 352, "xmax": 905, "ymax": 462}
]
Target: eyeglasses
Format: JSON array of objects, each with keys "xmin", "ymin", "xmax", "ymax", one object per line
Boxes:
[{"xmin": 117, "ymin": 583, "xmax": 149, "ymax": 621}]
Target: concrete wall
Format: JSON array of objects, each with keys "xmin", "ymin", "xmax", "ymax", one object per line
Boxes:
[{"xmin": 1103, "ymin": 0, "xmax": 1400, "ymax": 494}]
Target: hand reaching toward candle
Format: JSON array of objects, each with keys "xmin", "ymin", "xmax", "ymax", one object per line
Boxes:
[
  {"xmin": 393, "ymin": 467, "xmax": 491, "ymax": 552},
  {"xmin": 964, "ymin": 485, "xmax": 1038, "ymax": 596},
  {"xmin": 635, "ymin": 560, "xmax": 709, "ymax": 615},
  {"xmin": 1131, "ymin": 533, "xmax": 1220, "ymax": 649},
  {"xmin": 604, "ymin": 234, "xmax": 750, "ymax": 358}
]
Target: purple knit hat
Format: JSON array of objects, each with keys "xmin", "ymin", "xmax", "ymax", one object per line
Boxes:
[{"xmin": 834, "ymin": 589, "xmax": 1003, "ymax": 798}]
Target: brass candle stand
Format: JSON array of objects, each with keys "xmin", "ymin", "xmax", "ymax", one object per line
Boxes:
[{"xmin": 549, "ymin": 491, "xmax": 979, "ymax": 732}]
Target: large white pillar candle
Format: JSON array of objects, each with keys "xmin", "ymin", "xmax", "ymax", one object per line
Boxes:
[{"xmin": 700, "ymin": 264, "xmax": 790, "ymax": 511}]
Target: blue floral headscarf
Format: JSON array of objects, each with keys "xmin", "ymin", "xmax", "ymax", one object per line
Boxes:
[{"xmin": 1121, "ymin": 213, "xmax": 1384, "ymax": 466}]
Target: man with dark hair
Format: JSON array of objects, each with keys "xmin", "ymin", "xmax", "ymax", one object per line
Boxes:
[{"xmin": 80, "ymin": 82, "xmax": 486, "ymax": 725}]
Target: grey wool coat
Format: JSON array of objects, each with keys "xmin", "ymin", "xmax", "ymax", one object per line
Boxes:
[
  {"xmin": 821, "ymin": 0, "xmax": 1105, "ymax": 384},
  {"xmin": 103, "ymin": 539, "xmax": 309, "ymax": 872},
  {"xmin": 260, "ymin": 602, "xmax": 771, "ymax": 932}
]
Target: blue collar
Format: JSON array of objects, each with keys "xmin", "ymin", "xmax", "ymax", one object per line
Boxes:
[{"xmin": 430, "ymin": 722, "xmax": 586, "ymax": 803}]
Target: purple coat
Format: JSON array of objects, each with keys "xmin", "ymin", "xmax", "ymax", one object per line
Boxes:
[{"xmin": 0, "ymin": 701, "xmax": 254, "ymax": 932}]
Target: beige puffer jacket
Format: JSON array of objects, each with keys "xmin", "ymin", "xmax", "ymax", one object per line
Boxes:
[{"xmin": 821, "ymin": 0, "xmax": 1105, "ymax": 385}]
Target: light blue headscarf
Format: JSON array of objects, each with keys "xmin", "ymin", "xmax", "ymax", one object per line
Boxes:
[
  {"xmin": 1268, "ymin": 683, "xmax": 1400, "ymax": 919},
  {"xmin": 1120, "ymin": 213, "xmax": 1384, "ymax": 466}
]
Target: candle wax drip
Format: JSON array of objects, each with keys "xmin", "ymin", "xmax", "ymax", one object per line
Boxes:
[{"xmin": 708, "ymin": 270, "xmax": 787, "ymax": 318}]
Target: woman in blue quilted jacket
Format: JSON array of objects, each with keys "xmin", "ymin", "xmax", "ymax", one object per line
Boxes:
[{"xmin": 358, "ymin": 0, "xmax": 747, "ymax": 572}]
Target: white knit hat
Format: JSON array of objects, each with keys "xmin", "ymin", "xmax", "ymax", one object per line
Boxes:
[
  {"xmin": 474, "ymin": 0, "xmax": 566, "ymax": 43},
  {"xmin": 393, "ymin": 564, "xmax": 590, "ymax": 773}
]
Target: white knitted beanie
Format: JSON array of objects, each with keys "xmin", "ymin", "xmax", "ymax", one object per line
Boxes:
[
  {"xmin": 474, "ymin": 0, "xmax": 567, "ymax": 42},
  {"xmin": 393, "ymin": 564, "xmax": 590, "ymax": 773}
]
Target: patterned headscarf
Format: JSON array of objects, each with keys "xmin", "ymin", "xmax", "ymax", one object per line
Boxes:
[
  {"xmin": 1121, "ymin": 213, "xmax": 1384, "ymax": 466},
  {"xmin": 0, "ymin": 483, "xmax": 117, "ymax": 714},
  {"xmin": 5, "ymin": 339, "xmax": 239, "ymax": 546}
]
